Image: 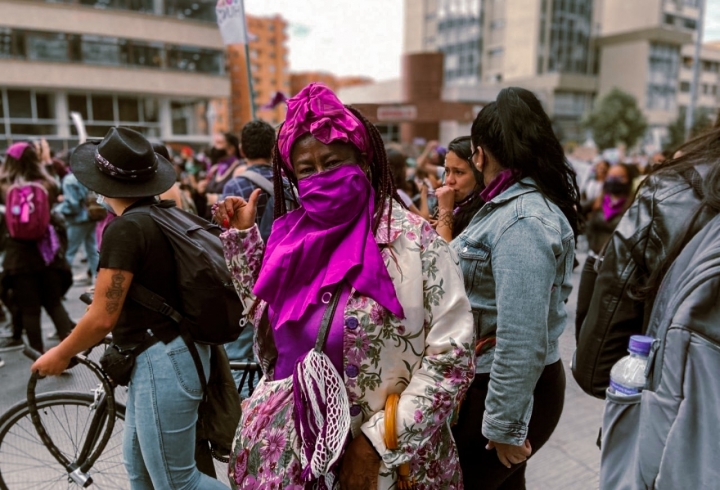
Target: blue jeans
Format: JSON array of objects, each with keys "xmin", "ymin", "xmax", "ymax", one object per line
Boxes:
[
  {"xmin": 123, "ymin": 335, "xmax": 227, "ymax": 490},
  {"xmin": 65, "ymin": 221, "xmax": 99, "ymax": 275}
]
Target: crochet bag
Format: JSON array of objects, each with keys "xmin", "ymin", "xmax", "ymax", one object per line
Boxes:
[{"xmin": 229, "ymin": 287, "xmax": 350, "ymax": 489}]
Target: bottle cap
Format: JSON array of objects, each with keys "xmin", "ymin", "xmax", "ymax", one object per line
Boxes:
[{"xmin": 628, "ymin": 335, "xmax": 654, "ymax": 356}]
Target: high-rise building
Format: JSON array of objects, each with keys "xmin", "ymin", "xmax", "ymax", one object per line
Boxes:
[
  {"xmin": 404, "ymin": 0, "xmax": 715, "ymax": 146},
  {"xmin": 245, "ymin": 15, "xmax": 289, "ymax": 125},
  {"xmin": 404, "ymin": 0, "xmax": 598, "ymax": 141},
  {"xmin": 0, "ymin": 0, "xmax": 229, "ymax": 151}
]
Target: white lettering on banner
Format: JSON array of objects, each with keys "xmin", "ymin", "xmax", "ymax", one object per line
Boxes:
[
  {"xmin": 377, "ymin": 105, "xmax": 417, "ymax": 122},
  {"xmin": 216, "ymin": 0, "xmax": 248, "ymax": 45}
]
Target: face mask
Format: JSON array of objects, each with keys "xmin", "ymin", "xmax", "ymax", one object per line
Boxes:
[
  {"xmin": 603, "ymin": 178, "xmax": 631, "ymax": 196},
  {"xmin": 297, "ymin": 164, "xmax": 372, "ymax": 226},
  {"xmin": 96, "ymin": 194, "xmax": 115, "ymax": 214},
  {"xmin": 209, "ymin": 147, "xmax": 227, "ymax": 164}
]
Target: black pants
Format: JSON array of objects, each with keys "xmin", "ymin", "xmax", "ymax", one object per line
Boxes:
[
  {"xmin": 452, "ymin": 360, "xmax": 566, "ymax": 490},
  {"xmin": 9, "ymin": 269, "xmax": 74, "ymax": 353}
]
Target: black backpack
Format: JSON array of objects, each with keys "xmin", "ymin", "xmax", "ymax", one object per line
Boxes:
[
  {"xmin": 239, "ymin": 170, "xmax": 275, "ymax": 242},
  {"xmin": 125, "ymin": 200, "xmax": 243, "ymax": 345}
]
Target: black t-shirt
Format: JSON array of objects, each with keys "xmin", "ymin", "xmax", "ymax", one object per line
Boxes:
[{"xmin": 98, "ymin": 198, "xmax": 181, "ymax": 347}]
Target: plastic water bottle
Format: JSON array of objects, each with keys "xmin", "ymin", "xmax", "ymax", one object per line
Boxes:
[{"xmin": 608, "ymin": 335, "xmax": 654, "ymax": 396}]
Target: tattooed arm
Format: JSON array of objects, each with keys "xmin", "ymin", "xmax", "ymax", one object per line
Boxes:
[{"xmin": 32, "ymin": 268, "xmax": 134, "ymax": 376}]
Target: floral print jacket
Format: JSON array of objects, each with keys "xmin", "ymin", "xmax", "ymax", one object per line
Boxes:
[{"xmin": 221, "ymin": 200, "xmax": 475, "ymax": 488}]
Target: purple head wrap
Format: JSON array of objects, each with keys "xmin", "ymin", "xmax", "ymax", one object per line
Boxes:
[
  {"xmin": 277, "ymin": 83, "xmax": 372, "ymax": 168},
  {"xmin": 7, "ymin": 142, "xmax": 31, "ymax": 160}
]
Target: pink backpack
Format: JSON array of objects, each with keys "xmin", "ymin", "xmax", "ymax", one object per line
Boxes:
[{"xmin": 5, "ymin": 181, "xmax": 51, "ymax": 240}]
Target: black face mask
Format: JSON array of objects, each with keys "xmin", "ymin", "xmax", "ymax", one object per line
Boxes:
[
  {"xmin": 603, "ymin": 178, "xmax": 631, "ymax": 196},
  {"xmin": 209, "ymin": 147, "xmax": 227, "ymax": 164}
]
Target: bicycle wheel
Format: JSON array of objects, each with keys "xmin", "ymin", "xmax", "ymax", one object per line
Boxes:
[{"xmin": 0, "ymin": 393, "xmax": 127, "ymax": 490}]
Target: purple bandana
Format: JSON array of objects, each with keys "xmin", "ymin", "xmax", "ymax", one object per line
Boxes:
[
  {"xmin": 253, "ymin": 164, "xmax": 405, "ymax": 331},
  {"xmin": 480, "ymin": 168, "xmax": 520, "ymax": 202},
  {"xmin": 277, "ymin": 83, "xmax": 372, "ymax": 168},
  {"xmin": 37, "ymin": 225, "xmax": 60, "ymax": 265},
  {"xmin": 602, "ymin": 194, "xmax": 627, "ymax": 221}
]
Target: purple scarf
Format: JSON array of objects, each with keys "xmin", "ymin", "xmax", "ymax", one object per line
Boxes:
[
  {"xmin": 37, "ymin": 225, "xmax": 60, "ymax": 265},
  {"xmin": 253, "ymin": 164, "xmax": 404, "ymax": 330},
  {"xmin": 602, "ymin": 194, "xmax": 627, "ymax": 221},
  {"xmin": 480, "ymin": 168, "xmax": 520, "ymax": 202},
  {"xmin": 213, "ymin": 155, "xmax": 237, "ymax": 177}
]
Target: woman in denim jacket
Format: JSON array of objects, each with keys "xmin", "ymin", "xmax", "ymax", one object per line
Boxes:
[{"xmin": 450, "ymin": 87, "xmax": 581, "ymax": 489}]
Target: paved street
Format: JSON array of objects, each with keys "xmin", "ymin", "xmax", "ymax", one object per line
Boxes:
[{"xmin": 0, "ymin": 253, "xmax": 605, "ymax": 489}]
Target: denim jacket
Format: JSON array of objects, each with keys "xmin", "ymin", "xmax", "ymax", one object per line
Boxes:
[
  {"xmin": 451, "ymin": 177, "xmax": 575, "ymax": 445},
  {"xmin": 55, "ymin": 173, "xmax": 89, "ymax": 224}
]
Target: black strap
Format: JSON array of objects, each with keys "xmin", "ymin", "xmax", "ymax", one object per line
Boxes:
[
  {"xmin": 126, "ymin": 283, "xmax": 207, "ymax": 397},
  {"xmin": 314, "ymin": 283, "xmax": 343, "ymax": 353},
  {"xmin": 128, "ymin": 283, "xmax": 184, "ymax": 324}
]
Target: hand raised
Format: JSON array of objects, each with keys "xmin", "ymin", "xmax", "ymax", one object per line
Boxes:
[
  {"xmin": 435, "ymin": 185, "xmax": 456, "ymax": 211},
  {"xmin": 213, "ymin": 189, "xmax": 262, "ymax": 231}
]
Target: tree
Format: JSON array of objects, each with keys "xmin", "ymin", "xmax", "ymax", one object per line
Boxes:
[
  {"xmin": 664, "ymin": 107, "xmax": 714, "ymax": 152},
  {"xmin": 582, "ymin": 88, "xmax": 648, "ymax": 151}
]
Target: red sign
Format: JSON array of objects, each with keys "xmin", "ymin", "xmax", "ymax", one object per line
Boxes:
[{"xmin": 376, "ymin": 105, "xmax": 417, "ymax": 121}]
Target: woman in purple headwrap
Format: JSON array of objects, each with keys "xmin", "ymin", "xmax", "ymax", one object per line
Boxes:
[{"xmin": 214, "ymin": 83, "xmax": 475, "ymax": 489}]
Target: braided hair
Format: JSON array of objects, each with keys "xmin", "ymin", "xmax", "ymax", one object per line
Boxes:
[{"xmin": 270, "ymin": 105, "xmax": 399, "ymax": 233}]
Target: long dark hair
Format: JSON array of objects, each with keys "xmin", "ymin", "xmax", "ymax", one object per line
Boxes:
[
  {"xmin": 631, "ymin": 127, "xmax": 720, "ymax": 303},
  {"xmin": 470, "ymin": 87, "xmax": 581, "ymax": 237},
  {"xmin": 271, "ymin": 105, "xmax": 398, "ymax": 233},
  {"xmin": 0, "ymin": 144, "xmax": 53, "ymax": 187},
  {"xmin": 446, "ymin": 136, "xmax": 485, "ymax": 238}
]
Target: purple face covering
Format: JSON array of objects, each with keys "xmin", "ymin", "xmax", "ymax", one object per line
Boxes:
[
  {"xmin": 253, "ymin": 164, "xmax": 405, "ymax": 330},
  {"xmin": 277, "ymin": 83, "xmax": 372, "ymax": 168},
  {"xmin": 7, "ymin": 142, "xmax": 30, "ymax": 160}
]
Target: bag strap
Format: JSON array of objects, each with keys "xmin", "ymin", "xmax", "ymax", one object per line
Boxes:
[
  {"xmin": 126, "ymin": 282, "xmax": 208, "ymax": 397},
  {"xmin": 314, "ymin": 283, "xmax": 343, "ymax": 353},
  {"xmin": 240, "ymin": 170, "xmax": 274, "ymax": 196},
  {"xmin": 127, "ymin": 283, "xmax": 184, "ymax": 324}
]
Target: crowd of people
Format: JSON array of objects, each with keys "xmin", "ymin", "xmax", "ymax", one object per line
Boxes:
[{"xmin": 0, "ymin": 80, "xmax": 717, "ymax": 489}]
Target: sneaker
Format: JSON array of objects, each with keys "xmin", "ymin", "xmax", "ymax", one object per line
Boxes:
[
  {"xmin": 0, "ymin": 337, "xmax": 24, "ymax": 352},
  {"xmin": 46, "ymin": 332, "xmax": 60, "ymax": 340},
  {"xmin": 0, "ymin": 357, "xmax": 4, "ymax": 368}
]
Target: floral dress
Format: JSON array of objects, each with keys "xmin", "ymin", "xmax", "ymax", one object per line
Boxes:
[{"xmin": 221, "ymin": 200, "xmax": 476, "ymax": 489}]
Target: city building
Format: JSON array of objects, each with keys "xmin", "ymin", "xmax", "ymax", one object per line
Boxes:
[
  {"xmin": 401, "ymin": 0, "xmax": 716, "ymax": 147},
  {"xmin": 245, "ymin": 14, "xmax": 289, "ymax": 125},
  {"xmin": 290, "ymin": 72, "xmax": 373, "ymax": 96},
  {"xmin": 0, "ymin": 0, "xmax": 229, "ymax": 151}
]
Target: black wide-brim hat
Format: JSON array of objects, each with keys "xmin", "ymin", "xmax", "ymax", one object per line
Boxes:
[{"xmin": 70, "ymin": 127, "xmax": 176, "ymax": 198}]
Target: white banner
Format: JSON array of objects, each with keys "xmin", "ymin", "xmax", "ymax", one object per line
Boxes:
[
  {"xmin": 216, "ymin": 0, "xmax": 248, "ymax": 45},
  {"xmin": 69, "ymin": 111, "xmax": 87, "ymax": 144}
]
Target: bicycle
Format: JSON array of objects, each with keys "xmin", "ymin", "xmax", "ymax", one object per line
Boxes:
[{"xmin": 0, "ymin": 340, "xmax": 260, "ymax": 489}]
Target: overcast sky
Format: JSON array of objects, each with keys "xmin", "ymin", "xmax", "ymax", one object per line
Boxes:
[{"xmin": 244, "ymin": 0, "xmax": 720, "ymax": 82}]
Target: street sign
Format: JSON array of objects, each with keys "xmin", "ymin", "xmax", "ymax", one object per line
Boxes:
[{"xmin": 377, "ymin": 105, "xmax": 417, "ymax": 122}]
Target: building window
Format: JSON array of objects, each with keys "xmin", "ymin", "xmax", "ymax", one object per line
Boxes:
[
  {"xmin": 171, "ymin": 99, "xmax": 209, "ymax": 136},
  {"xmin": 546, "ymin": 0, "xmax": 592, "ymax": 75},
  {"xmin": 67, "ymin": 94, "xmax": 161, "ymax": 138},
  {"xmin": 166, "ymin": 45, "xmax": 224, "ymax": 74},
  {"xmin": 164, "ymin": 0, "xmax": 216, "ymax": 21},
  {"xmin": 26, "ymin": 31, "xmax": 68, "ymax": 62},
  {"xmin": 82, "ymin": 35, "xmax": 127, "ymax": 66},
  {"xmin": 646, "ymin": 43, "xmax": 680, "ymax": 110},
  {"xmin": 2, "ymin": 89, "xmax": 57, "ymax": 138},
  {"xmin": 680, "ymin": 81, "xmax": 690, "ymax": 92}
]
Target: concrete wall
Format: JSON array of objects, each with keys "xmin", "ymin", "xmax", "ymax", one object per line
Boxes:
[
  {"xmin": 503, "ymin": 0, "xmax": 541, "ymax": 81},
  {"xmin": 597, "ymin": 40, "xmax": 649, "ymax": 107},
  {"xmin": 600, "ymin": 0, "xmax": 663, "ymax": 36},
  {"xmin": 0, "ymin": 60, "xmax": 229, "ymax": 98},
  {"xmin": 0, "ymin": 0, "xmax": 223, "ymax": 49}
]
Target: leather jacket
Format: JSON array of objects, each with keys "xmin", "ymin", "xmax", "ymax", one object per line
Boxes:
[{"xmin": 573, "ymin": 162, "xmax": 715, "ymax": 398}]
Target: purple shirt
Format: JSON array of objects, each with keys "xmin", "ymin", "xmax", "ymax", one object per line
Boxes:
[{"xmin": 271, "ymin": 283, "xmax": 351, "ymax": 380}]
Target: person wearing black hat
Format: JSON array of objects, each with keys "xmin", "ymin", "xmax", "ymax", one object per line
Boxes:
[{"xmin": 31, "ymin": 128, "xmax": 227, "ymax": 490}]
